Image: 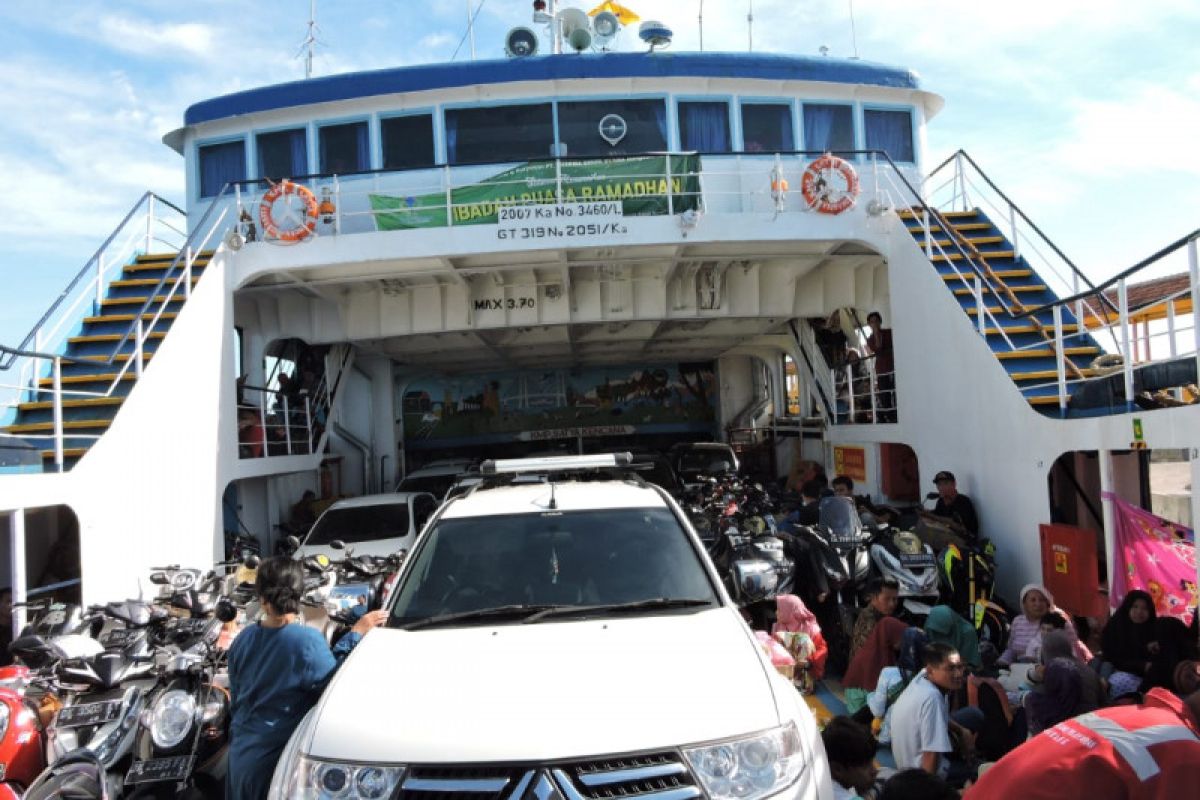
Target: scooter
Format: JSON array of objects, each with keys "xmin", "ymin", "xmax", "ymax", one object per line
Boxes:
[
  {"xmin": 0, "ymin": 665, "xmax": 50, "ymax": 797},
  {"xmin": 869, "ymin": 528, "xmax": 940, "ymax": 623}
]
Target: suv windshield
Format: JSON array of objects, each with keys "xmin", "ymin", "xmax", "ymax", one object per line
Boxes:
[
  {"xmin": 678, "ymin": 449, "xmax": 736, "ymax": 475},
  {"xmin": 305, "ymin": 503, "xmax": 411, "ymax": 546},
  {"xmin": 390, "ymin": 507, "xmax": 718, "ymax": 626}
]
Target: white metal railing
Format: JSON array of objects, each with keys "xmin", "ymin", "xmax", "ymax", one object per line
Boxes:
[{"xmin": 0, "ymin": 186, "xmax": 238, "ymax": 471}]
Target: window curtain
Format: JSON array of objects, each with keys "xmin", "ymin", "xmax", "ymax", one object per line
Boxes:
[
  {"xmin": 803, "ymin": 105, "xmax": 836, "ymax": 153},
  {"xmin": 354, "ymin": 123, "xmax": 370, "ymax": 171},
  {"xmin": 680, "ymin": 102, "xmax": 729, "ymax": 152},
  {"xmin": 199, "ymin": 141, "xmax": 245, "ymax": 198},
  {"xmin": 445, "ymin": 114, "xmax": 458, "ymax": 164},
  {"xmin": 865, "ymin": 110, "xmax": 914, "ymax": 162},
  {"xmin": 653, "ymin": 102, "xmax": 667, "ymax": 147},
  {"xmin": 288, "ymin": 130, "xmax": 307, "ymax": 176}
]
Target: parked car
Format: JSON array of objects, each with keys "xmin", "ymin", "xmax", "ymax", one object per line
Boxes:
[
  {"xmin": 268, "ymin": 453, "xmax": 833, "ymax": 799},
  {"xmin": 395, "ymin": 458, "xmax": 478, "ymax": 500},
  {"xmin": 669, "ymin": 441, "xmax": 740, "ymax": 488},
  {"xmin": 295, "ymin": 492, "xmax": 439, "ymax": 559}
]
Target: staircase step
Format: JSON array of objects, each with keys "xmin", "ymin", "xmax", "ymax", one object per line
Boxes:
[
  {"xmin": 995, "ymin": 347, "xmax": 1100, "ymax": 360},
  {"xmin": 75, "ymin": 352, "xmax": 154, "ymax": 363},
  {"xmin": 953, "ymin": 284, "xmax": 1048, "ymax": 297},
  {"xmin": 900, "ymin": 209, "xmax": 980, "ymax": 220},
  {"xmin": 1027, "ymin": 395, "xmax": 1063, "ymax": 406},
  {"xmin": 82, "ymin": 312, "xmax": 178, "ymax": 325},
  {"xmin": 906, "ymin": 222, "xmax": 993, "ymax": 234},
  {"xmin": 3, "ymin": 419, "xmax": 112, "ymax": 434},
  {"xmin": 943, "ymin": 270, "xmax": 1031, "ymax": 282},
  {"xmin": 123, "ymin": 256, "xmax": 211, "ymax": 274},
  {"xmin": 101, "ymin": 296, "xmax": 185, "ymax": 308},
  {"xmin": 40, "ymin": 447, "xmax": 89, "ymax": 461},
  {"xmin": 133, "ymin": 251, "xmax": 213, "ymax": 265},
  {"xmin": 1010, "ymin": 368, "xmax": 1100, "ymax": 382},
  {"xmin": 930, "ymin": 236, "xmax": 1006, "ymax": 248},
  {"xmin": 932, "ymin": 251, "xmax": 1016, "ymax": 262},
  {"xmin": 985, "ymin": 323, "xmax": 1079, "ymax": 335},
  {"xmin": 18, "ymin": 396, "xmax": 125, "ymax": 412},
  {"xmin": 38, "ymin": 373, "xmax": 136, "ymax": 388},
  {"xmin": 68, "ymin": 332, "xmax": 167, "ymax": 345},
  {"xmin": 109, "ymin": 277, "xmax": 200, "ymax": 289}
]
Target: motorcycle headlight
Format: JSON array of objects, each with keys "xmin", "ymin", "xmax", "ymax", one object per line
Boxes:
[
  {"xmin": 283, "ymin": 755, "xmax": 405, "ymax": 799},
  {"xmin": 150, "ymin": 689, "xmax": 196, "ymax": 749},
  {"xmin": 683, "ymin": 723, "xmax": 807, "ymax": 800}
]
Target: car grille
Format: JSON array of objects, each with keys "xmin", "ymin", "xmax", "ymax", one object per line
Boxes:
[{"xmin": 394, "ymin": 752, "xmax": 702, "ymax": 800}]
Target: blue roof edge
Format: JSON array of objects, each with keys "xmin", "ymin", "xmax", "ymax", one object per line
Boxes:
[{"xmin": 184, "ymin": 51, "xmax": 924, "ymax": 126}]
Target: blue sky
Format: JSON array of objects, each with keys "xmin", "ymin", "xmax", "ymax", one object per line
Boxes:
[{"xmin": 0, "ymin": 0, "xmax": 1197, "ymax": 350}]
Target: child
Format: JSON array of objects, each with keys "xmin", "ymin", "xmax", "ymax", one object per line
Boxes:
[
  {"xmin": 772, "ymin": 594, "xmax": 828, "ymax": 694},
  {"xmin": 226, "ymin": 556, "xmax": 386, "ymax": 799},
  {"xmin": 1023, "ymin": 611, "xmax": 1066, "ymax": 663},
  {"xmin": 821, "ymin": 716, "xmax": 881, "ymax": 800}
]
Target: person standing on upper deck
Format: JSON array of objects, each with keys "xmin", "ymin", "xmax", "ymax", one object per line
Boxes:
[{"xmin": 866, "ymin": 311, "xmax": 895, "ymax": 421}]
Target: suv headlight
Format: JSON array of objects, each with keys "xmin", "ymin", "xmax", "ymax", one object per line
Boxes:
[
  {"xmin": 683, "ymin": 722, "xmax": 807, "ymax": 800},
  {"xmin": 282, "ymin": 755, "xmax": 405, "ymax": 799},
  {"xmin": 150, "ymin": 689, "xmax": 196, "ymax": 749}
]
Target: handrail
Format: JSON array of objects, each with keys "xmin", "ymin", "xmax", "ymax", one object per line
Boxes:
[
  {"xmin": 925, "ymin": 149, "xmax": 1118, "ymax": 317},
  {"xmin": 1016, "ymin": 228, "xmax": 1200, "ymax": 319},
  {"xmin": 102, "ymin": 187, "xmax": 234, "ymax": 363},
  {"xmin": 0, "ymin": 191, "xmax": 184, "ymax": 371}
]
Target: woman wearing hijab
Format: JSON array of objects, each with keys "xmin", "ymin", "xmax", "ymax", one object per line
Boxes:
[
  {"xmin": 772, "ymin": 594, "xmax": 829, "ymax": 692},
  {"xmin": 998, "ymin": 583, "xmax": 1090, "ymax": 666},
  {"xmin": 843, "ymin": 616, "xmax": 908, "ymax": 714},
  {"xmin": 1101, "ymin": 589, "xmax": 1160, "ymax": 697},
  {"xmin": 925, "ymin": 605, "xmax": 982, "ymax": 671},
  {"xmin": 866, "ymin": 627, "xmax": 928, "ymax": 744}
]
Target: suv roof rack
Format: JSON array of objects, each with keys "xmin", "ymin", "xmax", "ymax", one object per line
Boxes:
[{"xmin": 479, "ymin": 452, "xmax": 633, "ymax": 475}]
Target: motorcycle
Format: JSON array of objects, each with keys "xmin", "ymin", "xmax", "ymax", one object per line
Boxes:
[
  {"xmin": 124, "ymin": 605, "xmax": 235, "ymax": 799},
  {"xmin": 869, "ymin": 528, "xmax": 940, "ymax": 622},
  {"xmin": 0, "ymin": 665, "xmax": 50, "ymax": 797}
]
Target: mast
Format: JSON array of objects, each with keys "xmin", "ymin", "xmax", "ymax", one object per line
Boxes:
[{"xmin": 303, "ymin": 0, "xmax": 317, "ymax": 79}]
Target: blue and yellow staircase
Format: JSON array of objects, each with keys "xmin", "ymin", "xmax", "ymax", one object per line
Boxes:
[
  {"xmin": 901, "ymin": 208, "xmax": 1106, "ymax": 415},
  {"xmin": 2, "ymin": 252, "xmax": 209, "ymax": 469}
]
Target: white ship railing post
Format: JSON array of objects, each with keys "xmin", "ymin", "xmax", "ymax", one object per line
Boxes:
[
  {"xmin": 444, "ymin": 165, "xmax": 453, "ymax": 227},
  {"xmin": 665, "ymin": 156, "xmax": 674, "ymax": 216},
  {"xmin": 974, "ymin": 276, "xmax": 985, "ymax": 335},
  {"xmin": 96, "ymin": 253, "xmax": 105, "ymax": 309},
  {"xmin": 304, "ymin": 394, "xmax": 313, "ymax": 454},
  {"xmin": 52, "ymin": 357, "xmax": 64, "ymax": 473},
  {"xmin": 1053, "ymin": 305, "xmax": 1067, "ymax": 413},
  {"xmin": 184, "ymin": 245, "xmax": 193, "ymax": 299},
  {"xmin": 1189, "ymin": 237, "xmax": 1200, "ymax": 387},
  {"xmin": 1118, "ymin": 278, "xmax": 1133, "ymax": 409},
  {"xmin": 1009, "ymin": 205, "xmax": 1019, "ymax": 261},
  {"xmin": 846, "ymin": 364, "xmax": 855, "ymax": 423},
  {"xmin": 145, "ymin": 194, "xmax": 154, "ymax": 253},
  {"xmin": 283, "ymin": 395, "xmax": 292, "ymax": 454},
  {"xmin": 134, "ymin": 319, "xmax": 144, "ymax": 379}
]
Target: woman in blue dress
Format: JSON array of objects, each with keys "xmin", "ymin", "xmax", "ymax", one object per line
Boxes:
[{"xmin": 226, "ymin": 556, "xmax": 386, "ymax": 799}]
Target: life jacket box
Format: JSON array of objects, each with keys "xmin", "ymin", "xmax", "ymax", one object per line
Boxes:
[{"xmin": 1038, "ymin": 523, "xmax": 1103, "ymax": 618}]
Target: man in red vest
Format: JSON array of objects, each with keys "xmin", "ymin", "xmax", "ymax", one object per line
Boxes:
[{"xmin": 965, "ymin": 687, "xmax": 1200, "ymax": 799}]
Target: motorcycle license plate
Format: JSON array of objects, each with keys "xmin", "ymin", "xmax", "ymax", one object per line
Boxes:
[
  {"xmin": 57, "ymin": 699, "xmax": 122, "ymax": 728},
  {"xmin": 125, "ymin": 755, "xmax": 195, "ymax": 785},
  {"xmin": 103, "ymin": 627, "xmax": 139, "ymax": 648},
  {"xmin": 900, "ymin": 553, "xmax": 936, "ymax": 568}
]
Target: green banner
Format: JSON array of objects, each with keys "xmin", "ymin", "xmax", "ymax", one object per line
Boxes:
[{"xmin": 369, "ymin": 154, "xmax": 701, "ymax": 231}]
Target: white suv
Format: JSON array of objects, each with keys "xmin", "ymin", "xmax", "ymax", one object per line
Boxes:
[{"xmin": 270, "ymin": 453, "xmax": 832, "ymax": 799}]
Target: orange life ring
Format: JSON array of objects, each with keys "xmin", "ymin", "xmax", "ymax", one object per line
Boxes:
[
  {"xmin": 258, "ymin": 179, "xmax": 319, "ymax": 242},
  {"xmin": 800, "ymin": 154, "xmax": 860, "ymax": 214}
]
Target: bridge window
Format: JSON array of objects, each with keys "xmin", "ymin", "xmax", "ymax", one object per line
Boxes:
[
  {"xmin": 557, "ymin": 99, "xmax": 667, "ymax": 158},
  {"xmin": 198, "ymin": 140, "xmax": 246, "ymax": 199},
  {"xmin": 741, "ymin": 104, "xmax": 794, "ymax": 153},
  {"xmin": 678, "ymin": 101, "xmax": 730, "ymax": 152},
  {"xmin": 382, "ymin": 114, "xmax": 436, "ymax": 170},
  {"xmin": 445, "ymin": 103, "xmax": 553, "ymax": 165},
  {"xmin": 864, "ymin": 108, "xmax": 915, "ymax": 163},
  {"xmin": 319, "ymin": 121, "xmax": 370, "ymax": 174},
  {"xmin": 802, "ymin": 103, "xmax": 855, "ymax": 155},
  {"xmin": 257, "ymin": 128, "xmax": 308, "ymax": 180}
]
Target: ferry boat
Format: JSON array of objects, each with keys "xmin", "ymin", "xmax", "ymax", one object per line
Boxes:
[{"xmin": 1, "ymin": 4, "xmax": 1197, "ymax": 623}]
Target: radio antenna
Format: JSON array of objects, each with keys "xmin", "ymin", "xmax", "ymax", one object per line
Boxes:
[
  {"xmin": 300, "ymin": 0, "xmax": 320, "ymax": 79},
  {"xmin": 848, "ymin": 0, "xmax": 860, "ymax": 58},
  {"xmin": 747, "ymin": 0, "xmax": 753, "ymax": 52},
  {"xmin": 698, "ymin": 0, "xmax": 704, "ymax": 51}
]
